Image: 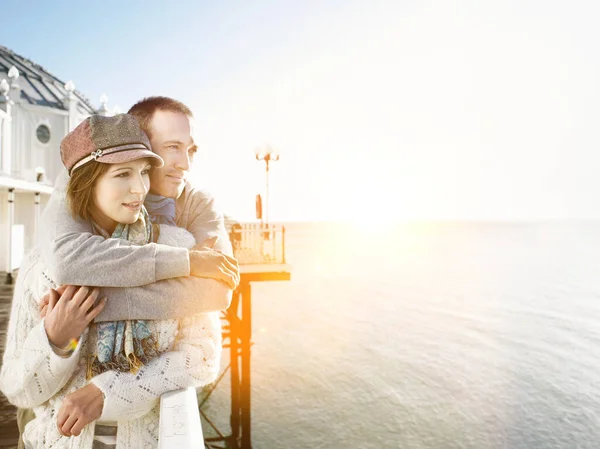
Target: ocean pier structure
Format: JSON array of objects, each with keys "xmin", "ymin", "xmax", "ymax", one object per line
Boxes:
[{"xmin": 202, "ymin": 222, "xmax": 291, "ymax": 449}]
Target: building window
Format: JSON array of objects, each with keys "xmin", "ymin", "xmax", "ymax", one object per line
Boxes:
[{"xmin": 36, "ymin": 124, "xmax": 51, "ymax": 144}]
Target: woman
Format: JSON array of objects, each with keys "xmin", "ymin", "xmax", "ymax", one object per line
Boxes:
[{"xmin": 0, "ymin": 114, "xmax": 222, "ymax": 448}]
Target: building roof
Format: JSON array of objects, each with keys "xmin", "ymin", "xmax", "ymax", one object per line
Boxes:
[{"xmin": 0, "ymin": 45, "xmax": 96, "ymax": 114}]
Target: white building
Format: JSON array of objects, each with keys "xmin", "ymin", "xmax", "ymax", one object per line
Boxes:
[{"xmin": 0, "ymin": 46, "xmax": 104, "ymax": 282}]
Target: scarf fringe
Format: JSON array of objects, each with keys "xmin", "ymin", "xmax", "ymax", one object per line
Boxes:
[
  {"xmin": 127, "ymin": 352, "xmax": 143, "ymax": 374},
  {"xmin": 86, "ymin": 337, "xmax": 161, "ymax": 379},
  {"xmin": 87, "ymin": 355, "xmax": 94, "ymax": 380}
]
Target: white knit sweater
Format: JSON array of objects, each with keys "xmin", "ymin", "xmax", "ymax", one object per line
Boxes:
[{"xmin": 0, "ymin": 226, "xmax": 221, "ymax": 448}]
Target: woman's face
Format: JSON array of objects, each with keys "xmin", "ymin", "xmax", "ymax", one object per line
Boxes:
[{"xmin": 91, "ymin": 158, "xmax": 152, "ymax": 234}]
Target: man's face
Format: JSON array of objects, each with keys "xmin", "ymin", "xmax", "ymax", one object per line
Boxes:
[{"xmin": 147, "ymin": 110, "xmax": 197, "ymax": 198}]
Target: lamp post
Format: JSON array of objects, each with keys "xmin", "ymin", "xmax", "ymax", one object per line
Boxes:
[{"xmin": 254, "ymin": 145, "xmax": 279, "ymax": 227}]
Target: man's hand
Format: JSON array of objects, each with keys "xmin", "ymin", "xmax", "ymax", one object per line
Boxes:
[
  {"xmin": 189, "ymin": 236, "xmax": 240, "ymax": 290},
  {"xmin": 43, "ymin": 286, "xmax": 106, "ymax": 349},
  {"xmin": 56, "ymin": 383, "xmax": 104, "ymax": 437},
  {"xmin": 195, "ymin": 236, "xmax": 219, "ymax": 250}
]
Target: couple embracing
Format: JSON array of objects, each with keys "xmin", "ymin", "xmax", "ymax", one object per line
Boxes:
[{"xmin": 0, "ymin": 96, "xmax": 240, "ymax": 448}]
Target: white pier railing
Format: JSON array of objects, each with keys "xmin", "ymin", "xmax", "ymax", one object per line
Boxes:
[
  {"xmin": 229, "ymin": 223, "xmax": 286, "ymax": 265},
  {"xmin": 159, "ymin": 387, "xmax": 204, "ymax": 448}
]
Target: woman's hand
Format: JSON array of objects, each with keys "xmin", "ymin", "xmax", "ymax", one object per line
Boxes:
[
  {"xmin": 56, "ymin": 383, "xmax": 104, "ymax": 437},
  {"xmin": 39, "ymin": 285, "xmax": 68, "ymax": 318},
  {"xmin": 43, "ymin": 285, "xmax": 106, "ymax": 349}
]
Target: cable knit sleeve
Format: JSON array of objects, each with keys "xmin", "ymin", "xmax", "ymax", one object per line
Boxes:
[
  {"xmin": 39, "ymin": 174, "xmax": 190, "ymax": 287},
  {"xmin": 0, "ymin": 251, "xmax": 84, "ymax": 409},
  {"xmin": 90, "ymin": 312, "xmax": 221, "ymax": 422}
]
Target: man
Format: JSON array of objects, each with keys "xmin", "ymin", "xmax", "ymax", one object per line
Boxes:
[{"xmin": 17, "ymin": 96, "xmax": 239, "ymax": 446}]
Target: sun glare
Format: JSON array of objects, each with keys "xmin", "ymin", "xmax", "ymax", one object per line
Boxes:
[{"xmin": 348, "ymin": 215, "xmax": 400, "ymax": 235}]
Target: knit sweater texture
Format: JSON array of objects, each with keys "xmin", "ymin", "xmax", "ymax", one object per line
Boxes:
[{"xmin": 0, "ymin": 226, "xmax": 221, "ymax": 448}]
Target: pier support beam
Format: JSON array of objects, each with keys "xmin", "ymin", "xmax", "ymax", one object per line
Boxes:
[
  {"xmin": 227, "ymin": 280, "xmax": 253, "ymax": 449},
  {"xmin": 202, "ymin": 264, "xmax": 290, "ymax": 449}
]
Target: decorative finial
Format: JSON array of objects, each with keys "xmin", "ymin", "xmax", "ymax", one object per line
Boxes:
[
  {"xmin": 65, "ymin": 80, "xmax": 76, "ymax": 93},
  {"xmin": 7, "ymin": 66, "xmax": 19, "ymax": 81},
  {"xmin": 98, "ymin": 94, "xmax": 110, "ymax": 115},
  {"xmin": 0, "ymin": 79, "xmax": 9, "ymax": 97}
]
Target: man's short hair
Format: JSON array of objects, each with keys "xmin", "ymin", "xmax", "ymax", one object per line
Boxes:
[
  {"xmin": 66, "ymin": 161, "xmax": 110, "ymax": 221},
  {"xmin": 128, "ymin": 96, "xmax": 193, "ymax": 138}
]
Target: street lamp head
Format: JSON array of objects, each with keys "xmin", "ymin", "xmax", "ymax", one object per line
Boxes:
[
  {"xmin": 254, "ymin": 144, "xmax": 281, "ymax": 226},
  {"xmin": 255, "ymin": 145, "xmax": 280, "ymax": 161}
]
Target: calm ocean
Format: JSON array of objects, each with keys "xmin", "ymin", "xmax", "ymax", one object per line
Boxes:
[{"xmin": 202, "ymin": 222, "xmax": 600, "ymax": 449}]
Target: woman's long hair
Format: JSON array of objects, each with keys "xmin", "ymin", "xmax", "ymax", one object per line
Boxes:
[{"xmin": 66, "ymin": 162, "xmax": 110, "ymax": 221}]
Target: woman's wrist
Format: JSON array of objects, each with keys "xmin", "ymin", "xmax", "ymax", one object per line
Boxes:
[
  {"xmin": 43, "ymin": 319, "xmax": 77, "ymax": 354},
  {"xmin": 49, "ymin": 340, "xmax": 75, "ymax": 358},
  {"xmin": 44, "ymin": 319, "xmax": 66, "ymax": 348}
]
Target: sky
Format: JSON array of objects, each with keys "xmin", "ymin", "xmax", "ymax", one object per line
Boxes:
[{"xmin": 2, "ymin": 0, "xmax": 600, "ymax": 222}]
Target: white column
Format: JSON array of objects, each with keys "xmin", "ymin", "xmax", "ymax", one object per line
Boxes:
[
  {"xmin": 7, "ymin": 66, "xmax": 21, "ymax": 179},
  {"xmin": 1, "ymin": 115, "xmax": 11, "ymax": 175},
  {"xmin": 6, "ymin": 188, "xmax": 14, "ymax": 283},
  {"xmin": 0, "ymin": 81, "xmax": 12, "ymax": 175},
  {"xmin": 34, "ymin": 192, "xmax": 40, "ymax": 240},
  {"xmin": 0, "ymin": 115, "xmax": 2, "ymax": 171}
]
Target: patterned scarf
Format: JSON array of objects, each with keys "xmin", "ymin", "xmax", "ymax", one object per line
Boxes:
[
  {"xmin": 145, "ymin": 193, "xmax": 177, "ymax": 226},
  {"xmin": 87, "ymin": 207, "xmax": 160, "ymax": 378}
]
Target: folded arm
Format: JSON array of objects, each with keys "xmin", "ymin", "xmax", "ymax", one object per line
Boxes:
[
  {"xmin": 40, "ymin": 178, "xmax": 233, "ymax": 322},
  {"xmin": 96, "ymin": 278, "xmax": 230, "ymax": 321},
  {"xmin": 40, "ymin": 186, "xmax": 190, "ymax": 287},
  {"xmin": 90, "ymin": 313, "xmax": 221, "ymax": 421}
]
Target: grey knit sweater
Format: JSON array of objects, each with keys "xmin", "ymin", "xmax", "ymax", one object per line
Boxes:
[{"xmin": 37, "ymin": 171, "xmax": 233, "ymax": 322}]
